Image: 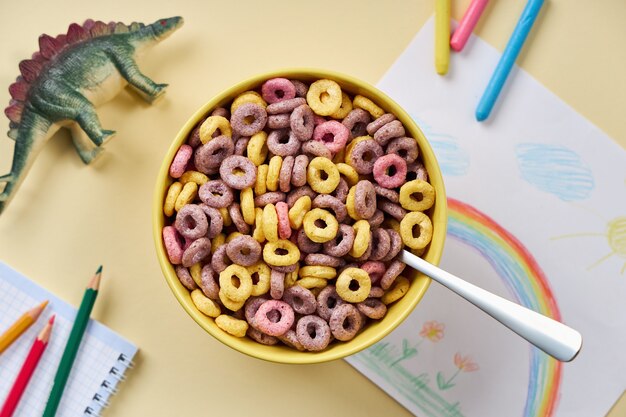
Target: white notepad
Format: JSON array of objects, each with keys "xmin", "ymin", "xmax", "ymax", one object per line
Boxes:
[{"xmin": 0, "ymin": 262, "xmax": 138, "ymax": 417}]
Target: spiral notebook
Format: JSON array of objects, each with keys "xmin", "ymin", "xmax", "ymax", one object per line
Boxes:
[{"xmin": 0, "ymin": 262, "xmax": 138, "ymax": 417}]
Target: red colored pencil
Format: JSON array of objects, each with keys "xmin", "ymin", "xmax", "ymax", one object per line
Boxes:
[{"xmin": 0, "ymin": 315, "xmax": 55, "ymax": 417}]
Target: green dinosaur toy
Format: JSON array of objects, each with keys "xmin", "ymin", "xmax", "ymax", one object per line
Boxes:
[{"xmin": 1, "ymin": 16, "xmax": 184, "ymax": 214}]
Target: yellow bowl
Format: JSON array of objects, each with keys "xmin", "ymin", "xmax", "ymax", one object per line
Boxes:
[{"xmin": 153, "ymin": 68, "xmax": 447, "ymax": 364}]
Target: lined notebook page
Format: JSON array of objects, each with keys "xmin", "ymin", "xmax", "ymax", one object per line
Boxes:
[{"xmin": 0, "ymin": 262, "xmax": 137, "ymax": 417}]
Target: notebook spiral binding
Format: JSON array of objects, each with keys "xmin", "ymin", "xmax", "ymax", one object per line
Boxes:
[{"xmin": 83, "ymin": 353, "xmax": 135, "ymax": 416}]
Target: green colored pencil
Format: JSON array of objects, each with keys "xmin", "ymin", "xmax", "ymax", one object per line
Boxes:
[{"xmin": 42, "ymin": 266, "xmax": 102, "ymax": 417}]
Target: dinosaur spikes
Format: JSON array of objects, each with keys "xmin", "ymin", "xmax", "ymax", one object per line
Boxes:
[
  {"xmin": 9, "ymin": 79, "xmax": 29, "ymax": 101},
  {"xmin": 19, "ymin": 60, "xmax": 43, "ymax": 83},
  {"xmin": 5, "ymin": 101, "xmax": 24, "ymax": 123},
  {"xmin": 82, "ymin": 19, "xmax": 95, "ymax": 31},
  {"xmin": 129, "ymin": 22, "xmax": 141, "ymax": 31},
  {"xmin": 114, "ymin": 22, "xmax": 129, "ymax": 34},
  {"xmin": 66, "ymin": 23, "xmax": 89, "ymax": 43},
  {"xmin": 31, "ymin": 51, "xmax": 46, "ymax": 63},
  {"xmin": 39, "ymin": 34, "xmax": 62, "ymax": 60},
  {"xmin": 7, "ymin": 129, "xmax": 18, "ymax": 140},
  {"xmin": 90, "ymin": 21, "xmax": 110, "ymax": 37}
]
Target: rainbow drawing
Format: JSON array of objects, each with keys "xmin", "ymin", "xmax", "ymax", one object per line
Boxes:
[{"xmin": 447, "ymin": 198, "xmax": 562, "ymax": 417}]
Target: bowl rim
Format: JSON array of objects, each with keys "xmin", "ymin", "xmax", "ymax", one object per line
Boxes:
[{"xmin": 152, "ymin": 68, "xmax": 447, "ymax": 364}]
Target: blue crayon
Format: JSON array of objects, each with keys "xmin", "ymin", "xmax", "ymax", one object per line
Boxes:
[{"xmin": 476, "ymin": 0, "xmax": 545, "ymax": 122}]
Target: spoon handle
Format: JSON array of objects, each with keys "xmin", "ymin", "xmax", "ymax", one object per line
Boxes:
[{"xmin": 400, "ymin": 250, "xmax": 582, "ymax": 362}]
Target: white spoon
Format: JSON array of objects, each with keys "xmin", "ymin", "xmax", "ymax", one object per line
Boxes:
[{"xmin": 400, "ymin": 250, "xmax": 583, "ymax": 362}]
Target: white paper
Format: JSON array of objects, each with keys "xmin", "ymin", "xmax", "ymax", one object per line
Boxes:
[{"xmin": 346, "ymin": 17, "xmax": 626, "ymax": 417}]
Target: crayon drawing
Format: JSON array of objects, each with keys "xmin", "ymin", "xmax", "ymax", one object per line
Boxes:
[{"xmin": 412, "ymin": 116, "xmax": 470, "ymax": 177}]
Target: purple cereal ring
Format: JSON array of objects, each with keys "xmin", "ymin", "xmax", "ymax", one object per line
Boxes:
[
  {"xmin": 378, "ymin": 200, "xmax": 407, "ymax": 221},
  {"xmin": 313, "ymin": 121, "xmax": 349, "ymax": 153},
  {"xmin": 354, "ymin": 180, "xmax": 377, "ymax": 219},
  {"xmin": 361, "ymin": 261, "xmax": 386, "ymax": 285},
  {"xmin": 261, "ymin": 78, "xmax": 296, "ymax": 104},
  {"xmin": 270, "ymin": 269, "xmax": 285, "ymax": 299},
  {"xmin": 247, "ymin": 327, "xmax": 279, "ymax": 345},
  {"xmin": 267, "ymin": 97, "xmax": 307, "ymax": 115},
  {"xmin": 374, "ymin": 120, "xmax": 406, "ymax": 146},
  {"xmin": 296, "ymin": 228, "xmax": 322, "ymax": 254},
  {"xmin": 234, "ymin": 136, "xmax": 250, "ymax": 156},
  {"xmin": 373, "ymin": 184, "xmax": 399, "ymax": 203},
  {"xmin": 386, "ymin": 137, "xmax": 418, "ymax": 164},
  {"xmin": 245, "ymin": 296, "xmax": 268, "ymax": 327},
  {"xmin": 357, "ymin": 298, "xmax": 387, "ymax": 319},
  {"xmin": 200, "ymin": 264, "xmax": 220, "ymax": 299},
  {"xmin": 275, "ymin": 202, "xmax": 292, "ymax": 240},
  {"xmin": 347, "ymin": 139, "xmax": 383, "ymax": 175},
  {"xmin": 283, "ymin": 285, "xmax": 317, "ymax": 314},
  {"xmin": 254, "ymin": 300, "xmax": 295, "ymax": 336},
  {"xmin": 182, "ymin": 237, "xmax": 212, "ymax": 267},
  {"xmin": 302, "ymin": 140, "xmax": 333, "ymax": 159},
  {"xmin": 231, "ymin": 102, "xmax": 268, "ymax": 136},
  {"xmin": 342, "ymin": 108, "xmax": 371, "ymax": 139},
  {"xmin": 305, "ymin": 253, "xmax": 342, "ymax": 268},
  {"xmin": 175, "ymin": 266, "xmax": 198, "ymax": 291},
  {"xmin": 286, "ymin": 185, "xmax": 317, "ymax": 208},
  {"xmin": 381, "ymin": 229, "xmax": 403, "ymax": 262},
  {"xmin": 211, "ymin": 244, "xmax": 232, "ymax": 273},
  {"xmin": 163, "ymin": 226, "xmax": 184, "ymax": 265},
  {"xmin": 290, "ymin": 155, "xmax": 309, "ymax": 187},
  {"xmin": 187, "ymin": 119, "xmax": 205, "ymax": 148},
  {"xmin": 381, "ymin": 259, "xmax": 406, "ymax": 290},
  {"xmin": 267, "ymin": 114, "xmax": 291, "ymax": 129},
  {"xmin": 267, "ymin": 129, "xmax": 301, "ymax": 157},
  {"xmin": 323, "ymin": 224, "xmax": 355, "ymax": 257},
  {"xmin": 194, "ymin": 135, "xmax": 234, "ymax": 175},
  {"xmin": 278, "ymin": 329, "xmax": 305, "ymax": 351},
  {"xmin": 254, "ymin": 191, "xmax": 286, "ymax": 207},
  {"xmin": 406, "ymin": 161, "xmax": 429, "ymax": 182},
  {"xmin": 279, "ymin": 156, "xmax": 295, "ymax": 193},
  {"xmin": 369, "ymin": 209, "xmax": 385, "ymax": 228},
  {"xmin": 199, "ymin": 204, "xmax": 224, "ymax": 238},
  {"xmin": 366, "ymin": 113, "xmax": 396, "ymax": 136},
  {"xmin": 373, "ymin": 154, "xmax": 408, "ymax": 189},
  {"xmin": 211, "ymin": 107, "xmax": 230, "ymax": 118},
  {"xmin": 290, "ymin": 104, "xmax": 315, "ymax": 141},
  {"xmin": 312, "ymin": 194, "xmax": 347, "ymax": 223},
  {"xmin": 199, "ymin": 180, "xmax": 234, "ymax": 208},
  {"xmin": 219, "ymin": 155, "xmax": 257, "ymax": 190},
  {"xmin": 296, "ymin": 315, "xmax": 331, "ymax": 351},
  {"xmin": 316, "ymin": 285, "xmax": 344, "ymax": 321},
  {"xmin": 290, "ymin": 80, "xmax": 309, "ymax": 98},
  {"xmin": 369, "ymin": 287, "xmax": 384, "ymax": 298},
  {"xmin": 314, "ymin": 115, "xmax": 326, "ymax": 126},
  {"xmin": 330, "ymin": 178, "xmax": 349, "ymax": 203},
  {"xmin": 229, "ymin": 203, "xmax": 250, "ymax": 234},
  {"xmin": 174, "ymin": 204, "xmax": 209, "ymax": 240},
  {"xmin": 170, "ymin": 144, "xmax": 193, "ymax": 178},
  {"xmin": 271, "ymin": 263, "xmax": 297, "ymax": 273},
  {"xmin": 226, "ymin": 235, "xmax": 261, "ymax": 266},
  {"xmin": 329, "ymin": 304, "xmax": 363, "ymax": 341},
  {"xmin": 369, "ymin": 228, "xmax": 391, "ymax": 261}
]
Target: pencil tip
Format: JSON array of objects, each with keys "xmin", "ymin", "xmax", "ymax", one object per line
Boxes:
[
  {"xmin": 96, "ymin": 265, "xmax": 102, "ymax": 274},
  {"xmin": 49, "ymin": 315, "xmax": 56, "ymax": 325},
  {"xmin": 40, "ymin": 300, "xmax": 49, "ymax": 309}
]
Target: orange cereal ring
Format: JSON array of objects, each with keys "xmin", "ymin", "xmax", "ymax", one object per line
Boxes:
[
  {"xmin": 306, "ymin": 157, "xmax": 340, "ymax": 194},
  {"xmin": 303, "ymin": 208, "xmax": 339, "ymax": 243},
  {"xmin": 262, "ymin": 203, "xmax": 279, "ymax": 242},
  {"xmin": 240, "ymin": 187, "xmax": 256, "ymax": 225},
  {"xmin": 263, "ymin": 239, "xmax": 300, "ymax": 266},
  {"xmin": 164, "ymin": 181, "xmax": 182, "ymax": 217},
  {"xmin": 306, "ymin": 79, "xmax": 342, "ymax": 116},
  {"xmin": 353, "ymin": 95, "xmax": 384, "ymax": 119},
  {"xmin": 247, "ymin": 131, "xmax": 269, "ymax": 166},
  {"xmin": 199, "ymin": 115, "xmax": 232, "ymax": 144},
  {"xmin": 400, "ymin": 211, "xmax": 433, "ymax": 250},
  {"xmin": 399, "ymin": 179, "xmax": 435, "ymax": 212},
  {"xmin": 267, "ymin": 155, "xmax": 282, "ymax": 192}
]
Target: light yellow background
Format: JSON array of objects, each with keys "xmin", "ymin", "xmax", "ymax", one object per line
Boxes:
[{"xmin": 1, "ymin": 1, "xmax": 625, "ymax": 416}]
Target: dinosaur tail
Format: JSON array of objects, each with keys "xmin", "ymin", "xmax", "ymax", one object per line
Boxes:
[{"xmin": 0, "ymin": 106, "xmax": 51, "ymax": 215}]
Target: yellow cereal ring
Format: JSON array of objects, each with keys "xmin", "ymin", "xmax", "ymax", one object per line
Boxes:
[
  {"xmin": 346, "ymin": 186, "xmax": 361, "ymax": 221},
  {"xmin": 350, "ymin": 220, "xmax": 371, "ymax": 257},
  {"xmin": 263, "ymin": 239, "xmax": 300, "ymax": 266},
  {"xmin": 199, "ymin": 115, "xmax": 232, "ymax": 144},
  {"xmin": 353, "ymin": 95, "xmax": 384, "ymax": 119},
  {"xmin": 215, "ymin": 314, "xmax": 249, "ymax": 337},
  {"xmin": 299, "ymin": 266, "xmax": 336, "ymax": 279},
  {"xmin": 344, "ymin": 136, "xmax": 370, "ymax": 164},
  {"xmin": 332, "ymin": 148, "xmax": 346, "ymax": 164},
  {"xmin": 240, "ymin": 187, "xmax": 256, "ymax": 225},
  {"xmin": 400, "ymin": 211, "xmax": 433, "ymax": 250},
  {"xmin": 219, "ymin": 264, "xmax": 253, "ymax": 302},
  {"xmin": 262, "ymin": 203, "xmax": 279, "ymax": 242},
  {"xmin": 307, "ymin": 157, "xmax": 340, "ymax": 194},
  {"xmin": 330, "ymin": 92, "xmax": 353, "ymax": 119},
  {"xmin": 247, "ymin": 261, "xmax": 271, "ymax": 296},
  {"xmin": 255, "ymin": 164, "xmax": 269, "ymax": 195},
  {"xmin": 306, "ymin": 79, "xmax": 343, "ymax": 116},
  {"xmin": 382, "ymin": 275, "xmax": 410, "ymax": 305},
  {"xmin": 399, "ymin": 180, "xmax": 436, "ymax": 212},
  {"xmin": 303, "ymin": 208, "xmax": 339, "ymax": 243},
  {"xmin": 218, "ymin": 290, "xmax": 245, "ymax": 311},
  {"xmin": 247, "ymin": 131, "xmax": 269, "ymax": 166},
  {"xmin": 212, "ymin": 233, "xmax": 226, "ymax": 250},
  {"xmin": 267, "ymin": 155, "xmax": 282, "ymax": 192},
  {"xmin": 180, "ymin": 170, "xmax": 209, "ymax": 186},
  {"xmin": 252, "ymin": 208, "xmax": 265, "ymax": 243},
  {"xmin": 219, "ymin": 207, "xmax": 232, "ymax": 226},
  {"xmin": 284, "ymin": 263, "xmax": 299, "ymax": 288},
  {"xmin": 336, "ymin": 163, "xmax": 359, "ymax": 186},
  {"xmin": 174, "ymin": 182, "xmax": 198, "ymax": 211},
  {"xmin": 190, "ymin": 263, "xmax": 203, "ymax": 287},
  {"xmin": 191, "ymin": 289, "xmax": 221, "ymax": 318},
  {"xmin": 288, "ymin": 195, "xmax": 311, "ymax": 229},
  {"xmin": 231, "ymin": 91, "xmax": 267, "ymax": 113},
  {"xmin": 164, "ymin": 181, "xmax": 182, "ymax": 216},
  {"xmin": 226, "ymin": 231, "xmax": 243, "ymax": 243},
  {"xmin": 297, "ymin": 277, "xmax": 327, "ymax": 290},
  {"xmin": 336, "ymin": 267, "xmax": 371, "ymax": 303}
]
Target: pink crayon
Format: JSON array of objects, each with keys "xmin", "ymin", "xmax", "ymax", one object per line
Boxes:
[{"xmin": 450, "ymin": 0, "xmax": 489, "ymax": 52}]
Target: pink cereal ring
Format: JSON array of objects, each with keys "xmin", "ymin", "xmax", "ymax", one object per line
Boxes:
[
  {"xmin": 275, "ymin": 202, "xmax": 292, "ymax": 240},
  {"xmin": 373, "ymin": 154, "xmax": 408, "ymax": 189},
  {"xmin": 360, "ymin": 261, "xmax": 386, "ymax": 285},
  {"xmin": 169, "ymin": 144, "xmax": 193, "ymax": 178},
  {"xmin": 313, "ymin": 121, "xmax": 349, "ymax": 153},
  {"xmin": 261, "ymin": 78, "xmax": 296, "ymax": 104},
  {"xmin": 254, "ymin": 300, "xmax": 295, "ymax": 336},
  {"xmin": 162, "ymin": 226, "xmax": 184, "ymax": 265}
]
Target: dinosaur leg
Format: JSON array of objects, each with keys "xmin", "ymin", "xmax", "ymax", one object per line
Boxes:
[
  {"xmin": 69, "ymin": 123, "xmax": 104, "ymax": 165},
  {"xmin": 113, "ymin": 57, "xmax": 167, "ymax": 103}
]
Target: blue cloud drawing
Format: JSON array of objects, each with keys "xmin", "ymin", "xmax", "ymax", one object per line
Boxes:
[{"xmin": 515, "ymin": 143, "xmax": 595, "ymax": 201}]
